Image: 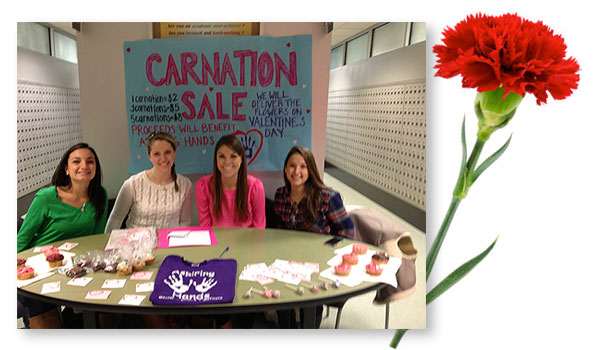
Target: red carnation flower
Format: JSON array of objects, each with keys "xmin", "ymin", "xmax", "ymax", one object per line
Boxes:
[{"xmin": 433, "ymin": 13, "xmax": 580, "ymax": 105}]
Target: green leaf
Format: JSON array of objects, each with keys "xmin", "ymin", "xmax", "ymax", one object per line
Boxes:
[
  {"xmin": 470, "ymin": 135, "xmax": 512, "ymax": 185},
  {"xmin": 453, "ymin": 116, "xmax": 469, "ymax": 197},
  {"xmin": 426, "ymin": 236, "xmax": 498, "ymax": 305}
]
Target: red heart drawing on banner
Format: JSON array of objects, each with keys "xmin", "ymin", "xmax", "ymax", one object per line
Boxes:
[
  {"xmin": 231, "ymin": 129, "xmax": 264, "ymax": 166},
  {"xmin": 126, "ymin": 48, "xmax": 131, "ymax": 52},
  {"xmin": 209, "ymin": 87, "xmax": 214, "ymax": 92},
  {"xmin": 286, "ymin": 43, "xmax": 291, "ymax": 47}
]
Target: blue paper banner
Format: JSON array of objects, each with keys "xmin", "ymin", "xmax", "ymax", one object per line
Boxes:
[{"xmin": 123, "ymin": 35, "xmax": 312, "ymax": 174}]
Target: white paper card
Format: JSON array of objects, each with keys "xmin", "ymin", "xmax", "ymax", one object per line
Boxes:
[
  {"xmin": 168, "ymin": 230, "xmax": 211, "ymax": 247},
  {"xmin": 102, "ymin": 279, "xmax": 127, "ymax": 289},
  {"xmin": 57, "ymin": 242, "xmax": 78, "ymax": 250},
  {"xmin": 119, "ymin": 294, "xmax": 146, "ymax": 305},
  {"xmin": 136, "ymin": 282, "xmax": 154, "ymax": 293},
  {"xmin": 67, "ymin": 277, "xmax": 93, "ymax": 287},
  {"xmin": 41, "ymin": 281, "xmax": 60, "ymax": 294},
  {"xmin": 85, "ymin": 290, "xmax": 111, "ymax": 300}
]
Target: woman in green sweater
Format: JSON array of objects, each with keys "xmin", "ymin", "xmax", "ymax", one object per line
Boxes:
[{"xmin": 17, "ymin": 143, "xmax": 107, "ymax": 328}]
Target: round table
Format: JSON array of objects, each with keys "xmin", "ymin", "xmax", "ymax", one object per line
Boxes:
[{"xmin": 17, "ymin": 227, "xmax": 385, "ymax": 328}]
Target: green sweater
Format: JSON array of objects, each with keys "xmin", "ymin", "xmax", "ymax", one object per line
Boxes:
[{"xmin": 17, "ymin": 186, "xmax": 108, "ymax": 252}]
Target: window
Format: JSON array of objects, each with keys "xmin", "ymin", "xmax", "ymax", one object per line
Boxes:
[
  {"xmin": 330, "ymin": 22, "xmax": 426, "ymax": 70},
  {"xmin": 54, "ymin": 31, "xmax": 78, "ymax": 63},
  {"xmin": 345, "ymin": 33, "xmax": 369, "ymax": 65},
  {"xmin": 17, "ymin": 22, "xmax": 50, "ymax": 55},
  {"xmin": 17, "ymin": 22, "xmax": 77, "ymax": 64},
  {"xmin": 330, "ymin": 45, "xmax": 344, "ymax": 70},
  {"xmin": 372, "ymin": 22, "xmax": 407, "ymax": 57},
  {"xmin": 410, "ymin": 22, "xmax": 426, "ymax": 44}
]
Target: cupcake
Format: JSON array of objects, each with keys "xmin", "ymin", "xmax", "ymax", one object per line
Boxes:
[
  {"xmin": 334, "ymin": 263, "xmax": 351, "ymax": 276},
  {"xmin": 365, "ymin": 262, "xmax": 383, "ymax": 276},
  {"xmin": 117, "ymin": 260, "xmax": 132, "ymax": 276},
  {"xmin": 352, "ymin": 243, "xmax": 368, "ymax": 255},
  {"xmin": 17, "ymin": 258, "xmax": 26, "ymax": 269},
  {"xmin": 17, "ymin": 266, "xmax": 35, "ymax": 280},
  {"xmin": 131, "ymin": 258, "xmax": 145, "ymax": 271},
  {"xmin": 144, "ymin": 252, "xmax": 156, "ymax": 265},
  {"xmin": 46, "ymin": 253, "xmax": 64, "ymax": 268},
  {"xmin": 371, "ymin": 251, "xmax": 390, "ymax": 264},
  {"xmin": 342, "ymin": 252, "xmax": 359, "ymax": 265}
]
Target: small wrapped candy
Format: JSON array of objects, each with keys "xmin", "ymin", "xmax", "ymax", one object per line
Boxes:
[
  {"xmin": 301, "ymin": 281, "xmax": 320, "ymax": 293},
  {"xmin": 243, "ymin": 287, "xmax": 253, "ymax": 299},
  {"xmin": 332, "ymin": 280, "xmax": 341, "ymax": 289},
  {"xmin": 285, "ymin": 284, "xmax": 304, "ymax": 295},
  {"xmin": 272, "ymin": 290, "xmax": 281, "ymax": 298},
  {"xmin": 263, "ymin": 288, "xmax": 273, "ymax": 299}
]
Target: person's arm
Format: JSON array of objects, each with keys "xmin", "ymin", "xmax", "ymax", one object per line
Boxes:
[
  {"xmin": 179, "ymin": 180, "xmax": 193, "ymax": 227},
  {"xmin": 94, "ymin": 187, "xmax": 109, "ymax": 233},
  {"xmin": 196, "ymin": 177, "xmax": 213, "ymax": 227},
  {"xmin": 104, "ymin": 179, "xmax": 134, "ymax": 233},
  {"xmin": 250, "ymin": 178, "xmax": 266, "ymax": 228},
  {"xmin": 17, "ymin": 189, "xmax": 48, "ymax": 252},
  {"xmin": 326, "ymin": 192, "xmax": 356, "ymax": 239}
]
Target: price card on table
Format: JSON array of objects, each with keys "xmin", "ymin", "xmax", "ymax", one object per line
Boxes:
[
  {"xmin": 57, "ymin": 242, "xmax": 78, "ymax": 251},
  {"xmin": 85, "ymin": 290, "xmax": 111, "ymax": 300},
  {"xmin": 41, "ymin": 282, "xmax": 60, "ymax": 294},
  {"xmin": 136, "ymin": 282, "xmax": 154, "ymax": 293},
  {"xmin": 102, "ymin": 279, "xmax": 127, "ymax": 289},
  {"xmin": 119, "ymin": 294, "xmax": 145, "ymax": 306},
  {"xmin": 67, "ymin": 277, "xmax": 93, "ymax": 287},
  {"xmin": 130, "ymin": 271, "xmax": 153, "ymax": 280}
]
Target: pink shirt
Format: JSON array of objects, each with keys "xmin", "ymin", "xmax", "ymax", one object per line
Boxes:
[{"xmin": 195, "ymin": 174, "xmax": 266, "ymax": 228}]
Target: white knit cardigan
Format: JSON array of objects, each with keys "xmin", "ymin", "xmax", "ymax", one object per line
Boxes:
[{"xmin": 105, "ymin": 171, "xmax": 193, "ymax": 233}]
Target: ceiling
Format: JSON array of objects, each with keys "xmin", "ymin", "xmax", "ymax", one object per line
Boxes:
[{"xmin": 47, "ymin": 22, "xmax": 381, "ymax": 47}]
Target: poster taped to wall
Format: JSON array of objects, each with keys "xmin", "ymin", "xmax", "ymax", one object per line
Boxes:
[{"xmin": 123, "ymin": 35, "xmax": 312, "ymax": 174}]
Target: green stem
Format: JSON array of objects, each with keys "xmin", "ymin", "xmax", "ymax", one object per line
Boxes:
[
  {"xmin": 426, "ymin": 196, "xmax": 461, "ymax": 280},
  {"xmin": 426, "ymin": 137, "xmax": 487, "ymax": 281},
  {"xmin": 390, "ymin": 329, "xmax": 408, "ymax": 348}
]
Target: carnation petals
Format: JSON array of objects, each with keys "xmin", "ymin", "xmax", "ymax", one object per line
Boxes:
[{"xmin": 433, "ymin": 13, "xmax": 580, "ymax": 105}]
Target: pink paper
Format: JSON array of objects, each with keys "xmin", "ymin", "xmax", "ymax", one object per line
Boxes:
[{"xmin": 156, "ymin": 226, "xmax": 218, "ymax": 248}]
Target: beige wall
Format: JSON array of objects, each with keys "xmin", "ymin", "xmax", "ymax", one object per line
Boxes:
[{"xmin": 77, "ymin": 22, "xmax": 331, "ymax": 225}]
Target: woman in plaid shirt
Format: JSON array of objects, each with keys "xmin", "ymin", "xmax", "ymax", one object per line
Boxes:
[{"xmin": 274, "ymin": 146, "xmax": 355, "ymax": 238}]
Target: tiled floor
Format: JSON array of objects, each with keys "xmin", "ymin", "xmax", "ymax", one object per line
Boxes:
[{"xmin": 319, "ymin": 172, "xmax": 426, "ymax": 329}]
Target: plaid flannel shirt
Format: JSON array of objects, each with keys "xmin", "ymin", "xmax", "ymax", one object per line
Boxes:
[{"xmin": 274, "ymin": 186, "xmax": 355, "ymax": 239}]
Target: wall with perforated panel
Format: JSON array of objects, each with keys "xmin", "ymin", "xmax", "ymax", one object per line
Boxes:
[
  {"xmin": 325, "ymin": 42, "xmax": 426, "ymax": 213},
  {"xmin": 17, "ymin": 83, "xmax": 83, "ymax": 198},
  {"xmin": 326, "ymin": 81, "xmax": 425, "ymax": 210}
]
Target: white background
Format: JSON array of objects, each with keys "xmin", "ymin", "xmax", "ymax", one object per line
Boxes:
[{"xmin": 5, "ymin": 0, "xmax": 600, "ymax": 348}]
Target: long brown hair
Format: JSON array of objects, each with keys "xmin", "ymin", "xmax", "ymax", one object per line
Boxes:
[
  {"xmin": 283, "ymin": 146, "xmax": 327, "ymax": 223},
  {"xmin": 146, "ymin": 132, "xmax": 179, "ymax": 191},
  {"xmin": 212, "ymin": 134, "xmax": 249, "ymax": 223},
  {"xmin": 52, "ymin": 143, "xmax": 106, "ymax": 222}
]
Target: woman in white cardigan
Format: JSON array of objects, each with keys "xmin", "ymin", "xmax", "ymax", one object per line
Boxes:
[{"xmin": 105, "ymin": 132, "xmax": 192, "ymax": 233}]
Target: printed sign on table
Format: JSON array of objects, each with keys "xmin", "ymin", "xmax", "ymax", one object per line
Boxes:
[{"xmin": 124, "ymin": 35, "xmax": 312, "ymax": 174}]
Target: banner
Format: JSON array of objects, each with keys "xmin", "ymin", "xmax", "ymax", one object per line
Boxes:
[{"xmin": 123, "ymin": 35, "xmax": 312, "ymax": 174}]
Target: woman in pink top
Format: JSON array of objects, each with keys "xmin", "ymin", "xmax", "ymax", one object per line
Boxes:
[{"xmin": 196, "ymin": 134, "xmax": 266, "ymax": 228}]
